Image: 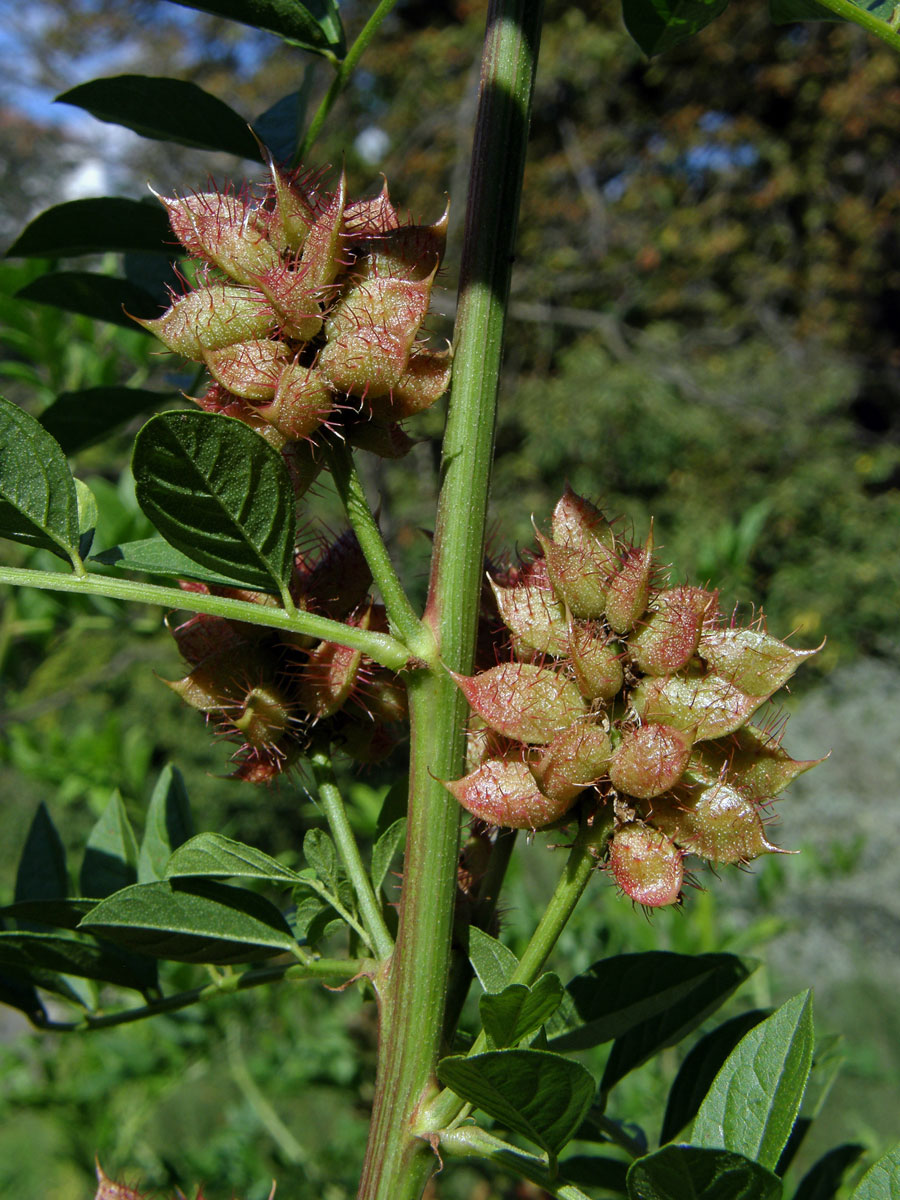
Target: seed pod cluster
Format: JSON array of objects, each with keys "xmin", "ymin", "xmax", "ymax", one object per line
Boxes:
[
  {"xmin": 165, "ymin": 532, "xmax": 407, "ymax": 781},
  {"xmin": 139, "ymin": 159, "xmax": 450, "ymax": 472},
  {"xmin": 446, "ymin": 488, "xmax": 822, "ymax": 907}
]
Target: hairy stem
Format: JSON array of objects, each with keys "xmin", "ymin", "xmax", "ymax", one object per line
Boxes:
[
  {"xmin": 0, "ymin": 566, "xmax": 410, "ymax": 670},
  {"xmin": 323, "ymin": 438, "xmax": 436, "ymax": 661},
  {"xmin": 357, "ymin": 5, "xmax": 545, "ymax": 1198},
  {"xmin": 310, "ymin": 751, "xmax": 395, "ymax": 960}
]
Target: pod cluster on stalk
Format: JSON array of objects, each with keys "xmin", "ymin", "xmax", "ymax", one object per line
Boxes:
[
  {"xmin": 447, "ymin": 489, "xmax": 822, "ymax": 908},
  {"xmin": 139, "ymin": 157, "xmax": 450, "ymax": 471},
  {"xmin": 165, "ymin": 532, "xmax": 407, "ymax": 781}
]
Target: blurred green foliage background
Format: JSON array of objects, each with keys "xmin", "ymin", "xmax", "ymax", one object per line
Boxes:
[{"xmin": 1, "ymin": 0, "xmax": 899, "ymax": 1196}]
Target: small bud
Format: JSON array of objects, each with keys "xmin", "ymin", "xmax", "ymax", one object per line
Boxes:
[
  {"xmin": 445, "ymin": 757, "xmax": 578, "ymax": 830},
  {"xmin": 608, "ymin": 723, "xmax": 693, "ymax": 800},
  {"xmin": 608, "ymin": 822, "xmax": 684, "ymax": 907},
  {"xmin": 551, "ymin": 487, "xmax": 616, "ymax": 563},
  {"xmin": 298, "ymin": 639, "xmax": 363, "ymax": 718},
  {"xmin": 367, "ymin": 346, "xmax": 452, "ymax": 420},
  {"xmin": 649, "ymin": 781, "xmax": 788, "ymax": 864},
  {"xmin": 453, "ymin": 662, "xmax": 588, "ymax": 745},
  {"xmin": 295, "ymin": 169, "xmax": 346, "ymax": 293},
  {"xmin": 628, "ymin": 586, "xmax": 717, "ymax": 676}
]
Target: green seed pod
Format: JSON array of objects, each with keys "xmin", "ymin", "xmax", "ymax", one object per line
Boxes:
[{"xmin": 608, "ymin": 821, "xmax": 684, "ymax": 908}]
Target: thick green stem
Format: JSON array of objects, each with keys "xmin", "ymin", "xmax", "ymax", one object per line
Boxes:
[
  {"xmin": 310, "ymin": 752, "xmax": 394, "ymax": 961},
  {"xmin": 322, "ymin": 439, "xmax": 436, "ymax": 662},
  {"xmin": 0, "ymin": 565, "xmax": 409, "ymax": 670},
  {"xmin": 356, "ymin": 5, "xmax": 544, "ymax": 1198}
]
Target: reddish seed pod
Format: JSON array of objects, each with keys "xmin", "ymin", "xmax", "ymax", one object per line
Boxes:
[
  {"xmin": 608, "ymin": 822, "xmax": 684, "ymax": 908},
  {"xmin": 453, "ymin": 663, "xmax": 588, "ymax": 745},
  {"xmin": 608, "ymin": 723, "xmax": 693, "ymax": 800},
  {"xmin": 445, "ymin": 758, "xmax": 579, "ymax": 830}
]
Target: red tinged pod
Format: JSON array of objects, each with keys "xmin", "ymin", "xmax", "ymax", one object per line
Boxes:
[
  {"xmin": 452, "ymin": 663, "xmax": 588, "ymax": 745},
  {"xmin": 445, "ymin": 757, "xmax": 580, "ymax": 829},
  {"xmin": 608, "ymin": 822, "xmax": 684, "ymax": 907},
  {"xmin": 608, "ymin": 723, "xmax": 693, "ymax": 800}
]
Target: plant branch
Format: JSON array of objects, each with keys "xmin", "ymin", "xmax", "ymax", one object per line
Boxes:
[
  {"xmin": 296, "ymin": 0, "xmax": 402, "ymax": 162},
  {"xmin": 322, "ymin": 438, "xmax": 436, "ymax": 661},
  {"xmin": 0, "ymin": 565, "xmax": 410, "ymax": 670},
  {"xmin": 439, "ymin": 1126, "xmax": 593, "ymax": 1200},
  {"xmin": 808, "ymin": 0, "xmax": 900, "ymax": 52},
  {"xmin": 310, "ymin": 751, "xmax": 395, "ymax": 961},
  {"xmin": 36, "ymin": 958, "xmax": 367, "ymax": 1033}
]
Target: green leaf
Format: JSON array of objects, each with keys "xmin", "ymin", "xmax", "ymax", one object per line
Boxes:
[
  {"xmin": 253, "ymin": 80, "xmax": 315, "ymax": 162},
  {"xmin": 552, "ymin": 952, "xmax": 753, "ymax": 1053},
  {"xmin": 0, "ymin": 968, "xmax": 46, "ymax": 1025},
  {"xmin": 560, "ymin": 1155, "xmax": 629, "ymax": 1194},
  {"xmin": 0, "ymin": 396, "xmax": 81, "ymax": 563},
  {"xmin": 80, "ymin": 879, "xmax": 299, "ymax": 964},
  {"xmin": 57, "ymin": 76, "xmax": 261, "ymax": 158},
  {"xmin": 291, "ymin": 895, "xmax": 342, "ymax": 947},
  {"xmin": 303, "ymin": 828, "xmax": 338, "ymax": 888},
  {"xmin": 80, "ymin": 792, "xmax": 139, "ymax": 899},
  {"xmin": 469, "ymin": 927, "xmax": 520, "ymax": 994},
  {"xmin": 437, "ymin": 1049, "xmax": 595, "ymax": 1158},
  {"xmin": 660, "ymin": 1011, "xmax": 769, "ymax": 1144},
  {"xmin": 793, "ymin": 1144, "xmax": 864, "ymax": 1200},
  {"xmin": 40, "ymin": 388, "xmax": 178, "ymax": 455},
  {"xmin": 0, "ymin": 899, "xmax": 97, "ymax": 931},
  {"xmin": 92, "ymin": 536, "xmax": 274, "ymax": 591},
  {"xmin": 138, "ymin": 764, "xmax": 195, "ymax": 883},
  {"xmin": 621, "ymin": 0, "xmax": 731, "ymax": 54},
  {"xmin": 132, "ymin": 411, "xmax": 295, "ymax": 596},
  {"xmin": 371, "ymin": 817, "xmax": 406, "ymax": 894},
  {"xmin": 692, "ymin": 992, "xmax": 814, "ymax": 1171},
  {"xmin": 0, "ymin": 930, "xmax": 154, "ymax": 992},
  {"xmin": 14, "ymin": 803, "xmax": 69, "ymax": 904},
  {"xmin": 165, "ymin": 0, "xmax": 346, "ymax": 57},
  {"xmin": 166, "ymin": 833, "xmax": 302, "ymax": 884},
  {"xmin": 480, "ymin": 975, "xmax": 565, "ymax": 1049},
  {"xmin": 15, "ymin": 272, "xmax": 162, "ymax": 327},
  {"xmin": 75, "ymin": 478, "xmax": 98, "ymax": 557},
  {"xmin": 850, "ymin": 1145, "xmax": 900, "ymax": 1199},
  {"xmin": 6, "ymin": 199, "xmax": 171, "ymax": 258},
  {"xmin": 627, "ymin": 1145, "xmax": 782, "ymax": 1200}
]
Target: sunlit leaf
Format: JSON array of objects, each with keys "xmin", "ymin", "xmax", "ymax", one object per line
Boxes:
[
  {"xmin": 692, "ymin": 992, "xmax": 814, "ymax": 1171},
  {"xmin": 57, "ymin": 75, "xmax": 261, "ymax": 158}
]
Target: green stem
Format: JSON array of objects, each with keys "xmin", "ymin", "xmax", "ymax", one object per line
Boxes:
[
  {"xmin": 809, "ymin": 0, "xmax": 900, "ymax": 51},
  {"xmin": 37, "ymin": 958, "xmax": 366, "ymax": 1033},
  {"xmin": 322, "ymin": 439, "xmax": 436, "ymax": 662},
  {"xmin": 310, "ymin": 751, "xmax": 395, "ymax": 961},
  {"xmin": 0, "ymin": 565, "xmax": 410, "ymax": 671},
  {"xmin": 420, "ymin": 813, "xmax": 607, "ymax": 1134},
  {"xmin": 356, "ymin": 6, "xmax": 545, "ymax": 1198},
  {"xmin": 439, "ymin": 1127, "xmax": 592, "ymax": 1200},
  {"xmin": 296, "ymin": 0, "xmax": 402, "ymax": 162}
]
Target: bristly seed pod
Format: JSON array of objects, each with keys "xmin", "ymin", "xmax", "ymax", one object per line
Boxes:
[{"xmin": 446, "ymin": 487, "xmax": 822, "ymax": 909}]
